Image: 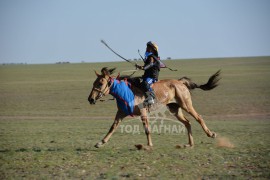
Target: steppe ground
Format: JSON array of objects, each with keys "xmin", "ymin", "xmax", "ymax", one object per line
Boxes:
[{"xmin": 0, "ymin": 57, "xmax": 269, "ymax": 179}]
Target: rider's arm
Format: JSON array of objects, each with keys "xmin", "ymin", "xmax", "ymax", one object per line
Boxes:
[{"xmin": 143, "ymin": 57, "xmax": 155, "ymax": 70}]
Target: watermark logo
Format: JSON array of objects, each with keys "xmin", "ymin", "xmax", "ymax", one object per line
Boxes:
[{"xmin": 120, "ymin": 105, "xmax": 186, "ymax": 135}]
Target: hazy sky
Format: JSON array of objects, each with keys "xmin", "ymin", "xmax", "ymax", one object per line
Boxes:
[{"xmin": 0, "ymin": 0, "xmax": 269, "ymax": 64}]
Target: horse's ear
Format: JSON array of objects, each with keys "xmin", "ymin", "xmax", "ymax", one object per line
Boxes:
[
  {"xmin": 108, "ymin": 68, "xmax": 116, "ymax": 75},
  {"xmin": 94, "ymin": 70, "xmax": 100, "ymax": 77},
  {"xmin": 101, "ymin": 67, "xmax": 108, "ymax": 76},
  {"xmin": 100, "ymin": 67, "xmax": 116, "ymax": 76}
]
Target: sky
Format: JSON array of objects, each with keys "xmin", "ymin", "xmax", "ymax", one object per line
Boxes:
[{"xmin": 0, "ymin": 0, "xmax": 270, "ymax": 64}]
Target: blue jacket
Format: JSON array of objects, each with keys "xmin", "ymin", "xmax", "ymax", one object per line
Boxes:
[{"xmin": 109, "ymin": 79, "xmax": 135, "ymax": 116}]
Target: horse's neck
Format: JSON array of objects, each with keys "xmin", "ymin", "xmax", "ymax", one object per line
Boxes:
[{"xmin": 130, "ymin": 85, "xmax": 145, "ymax": 98}]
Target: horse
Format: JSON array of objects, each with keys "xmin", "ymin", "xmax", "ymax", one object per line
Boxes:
[{"xmin": 88, "ymin": 67, "xmax": 221, "ymax": 148}]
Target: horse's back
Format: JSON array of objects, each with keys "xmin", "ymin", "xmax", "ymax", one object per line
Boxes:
[
  {"xmin": 153, "ymin": 79, "xmax": 186, "ymax": 90},
  {"xmin": 152, "ymin": 79, "xmax": 189, "ymax": 104}
]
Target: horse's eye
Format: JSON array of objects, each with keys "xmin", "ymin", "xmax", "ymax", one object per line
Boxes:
[{"xmin": 98, "ymin": 83, "xmax": 103, "ymax": 87}]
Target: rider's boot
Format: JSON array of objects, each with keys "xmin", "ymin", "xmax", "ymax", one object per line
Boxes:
[{"xmin": 144, "ymin": 91, "xmax": 155, "ymax": 105}]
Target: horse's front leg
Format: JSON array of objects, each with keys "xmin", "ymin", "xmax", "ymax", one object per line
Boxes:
[
  {"xmin": 95, "ymin": 111, "xmax": 126, "ymax": 148},
  {"xmin": 140, "ymin": 108, "xmax": 153, "ymax": 147}
]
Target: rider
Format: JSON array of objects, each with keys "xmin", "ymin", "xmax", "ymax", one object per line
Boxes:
[{"xmin": 136, "ymin": 41, "xmax": 160, "ymax": 105}]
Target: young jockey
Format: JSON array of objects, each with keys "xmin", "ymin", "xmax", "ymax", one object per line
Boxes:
[{"xmin": 136, "ymin": 41, "xmax": 160, "ymax": 105}]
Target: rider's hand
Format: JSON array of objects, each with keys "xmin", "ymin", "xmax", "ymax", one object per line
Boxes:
[{"xmin": 135, "ymin": 64, "xmax": 143, "ymax": 70}]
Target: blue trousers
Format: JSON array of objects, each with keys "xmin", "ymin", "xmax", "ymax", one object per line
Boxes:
[{"xmin": 143, "ymin": 77, "xmax": 157, "ymax": 92}]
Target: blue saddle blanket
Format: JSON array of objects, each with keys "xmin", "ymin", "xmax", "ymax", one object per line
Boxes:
[{"xmin": 109, "ymin": 79, "xmax": 135, "ymax": 116}]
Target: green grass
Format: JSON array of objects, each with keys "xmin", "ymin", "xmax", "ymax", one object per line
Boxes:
[{"xmin": 0, "ymin": 57, "xmax": 270, "ymax": 179}]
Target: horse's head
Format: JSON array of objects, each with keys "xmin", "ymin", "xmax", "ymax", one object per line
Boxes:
[{"xmin": 88, "ymin": 67, "xmax": 116, "ymax": 104}]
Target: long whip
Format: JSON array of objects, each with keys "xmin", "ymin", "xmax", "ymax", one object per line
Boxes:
[
  {"xmin": 100, "ymin": 40, "xmax": 136, "ymax": 66},
  {"xmin": 100, "ymin": 40, "xmax": 138, "ymax": 77}
]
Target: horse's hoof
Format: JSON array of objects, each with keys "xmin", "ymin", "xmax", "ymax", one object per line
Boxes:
[
  {"xmin": 94, "ymin": 142, "xmax": 104, "ymax": 148},
  {"xmin": 211, "ymin": 132, "xmax": 217, "ymax": 138},
  {"xmin": 135, "ymin": 144, "xmax": 152, "ymax": 151},
  {"xmin": 176, "ymin": 144, "xmax": 193, "ymax": 149},
  {"xmin": 184, "ymin": 144, "xmax": 193, "ymax": 148},
  {"xmin": 207, "ymin": 132, "xmax": 217, "ymax": 138},
  {"xmin": 144, "ymin": 146, "xmax": 153, "ymax": 151}
]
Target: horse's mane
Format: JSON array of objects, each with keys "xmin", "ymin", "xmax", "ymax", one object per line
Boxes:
[
  {"xmin": 101, "ymin": 67, "xmax": 143, "ymax": 93},
  {"xmin": 118, "ymin": 75, "xmax": 142, "ymax": 89}
]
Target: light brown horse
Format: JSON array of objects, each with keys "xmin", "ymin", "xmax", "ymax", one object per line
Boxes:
[{"xmin": 88, "ymin": 67, "xmax": 221, "ymax": 148}]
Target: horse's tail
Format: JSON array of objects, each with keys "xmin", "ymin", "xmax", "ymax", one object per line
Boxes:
[{"xmin": 179, "ymin": 70, "xmax": 221, "ymax": 91}]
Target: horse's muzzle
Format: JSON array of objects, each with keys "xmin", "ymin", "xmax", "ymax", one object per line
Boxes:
[{"xmin": 88, "ymin": 97, "xmax": 96, "ymax": 105}]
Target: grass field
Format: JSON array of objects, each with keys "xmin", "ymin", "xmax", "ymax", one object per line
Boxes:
[{"xmin": 0, "ymin": 57, "xmax": 270, "ymax": 179}]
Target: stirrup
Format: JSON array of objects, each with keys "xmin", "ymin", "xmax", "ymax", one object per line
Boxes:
[
  {"xmin": 138, "ymin": 99, "xmax": 154, "ymax": 110},
  {"xmin": 144, "ymin": 96, "xmax": 155, "ymax": 105},
  {"xmin": 144, "ymin": 91, "xmax": 155, "ymax": 105}
]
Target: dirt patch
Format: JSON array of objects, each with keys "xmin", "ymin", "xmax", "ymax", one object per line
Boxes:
[
  {"xmin": 216, "ymin": 136, "xmax": 234, "ymax": 148},
  {"xmin": 134, "ymin": 144, "xmax": 152, "ymax": 151}
]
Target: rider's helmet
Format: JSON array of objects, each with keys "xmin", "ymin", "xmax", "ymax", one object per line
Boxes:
[{"xmin": 147, "ymin": 41, "xmax": 158, "ymax": 52}]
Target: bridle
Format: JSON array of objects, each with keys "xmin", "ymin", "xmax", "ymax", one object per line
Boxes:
[{"xmin": 93, "ymin": 77, "xmax": 113, "ymax": 101}]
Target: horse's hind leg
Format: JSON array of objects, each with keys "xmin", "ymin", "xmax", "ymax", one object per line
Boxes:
[
  {"xmin": 174, "ymin": 85, "xmax": 216, "ymax": 139},
  {"xmin": 95, "ymin": 111, "xmax": 126, "ymax": 148},
  {"xmin": 167, "ymin": 103, "xmax": 194, "ymax": 147},
  {"xmin": 177, "ymin": 108, "xmax": 194, "ymax": 147},
  {"xmin": 185, "ymin": 103, "xmax": 216, "ymax": 138}
]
